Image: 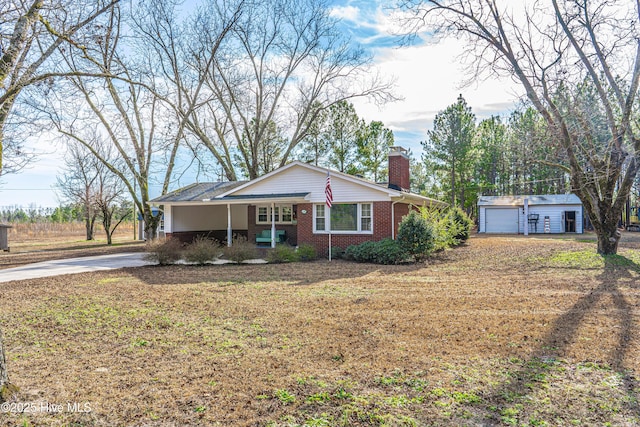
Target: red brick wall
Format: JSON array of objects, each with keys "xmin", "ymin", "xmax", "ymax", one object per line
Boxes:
[
  {"xmin": 165, "ymin": 230, "xmax": 247, "ymax": 244},
  {"xmin": 389, "ymin": 151, "xmax": 410, "ymax": 191},
  {"xmin": 297, "ymin": 201, "xmax": 412, "ymax": 257},
  {"xmin": 248, "ymin": 205, "xmax": 299, "ymax": 245},
  {"xmin": 393, "ymin": 202, "xmax": 410, "ymax": 238}
]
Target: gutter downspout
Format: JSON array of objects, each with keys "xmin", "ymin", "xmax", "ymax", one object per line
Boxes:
[
  {"xmin": 524, "ymin": 198, "xmax": 529, "ymax": 236},
  {"xmin": 391, "ymin": 196, "xmax": 406, "ymax": 240}
]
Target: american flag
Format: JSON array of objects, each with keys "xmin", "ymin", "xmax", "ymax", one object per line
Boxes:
[{"xmin": 325, "ymin": 171, "xmax": 333, "ymax": 208}]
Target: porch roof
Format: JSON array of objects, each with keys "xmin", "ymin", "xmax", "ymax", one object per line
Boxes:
[
  {"xmin": 221, "ymin": 192, "xmax": 310, "ymax": 201},
  {"xmin": 150, "ymin": 188, "xmax": 310, "ymax": 205},
  {"xmin": 150, "ymin": 181, "xmax": 247, "ymax": 203}
]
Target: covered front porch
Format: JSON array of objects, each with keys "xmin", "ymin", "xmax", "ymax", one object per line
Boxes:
[{"xmin": 158, "ymin": 193, "xmax": 308, "ymax": 248}]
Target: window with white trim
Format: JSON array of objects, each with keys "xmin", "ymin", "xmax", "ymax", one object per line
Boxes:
[
  {"xmin": 360, "ymin": 203, "xmax": 372, "ymax": 231},
  {"xmin": 313, "ymin": 203, "xmax": 373, "ymax": 233},
  {"xmin": 256, "ymin": 204, "xmax": 293, "ymax": 224},
  {"xmin": 315, "ymin": 204, "xmax": 326, "ymax": 231}
]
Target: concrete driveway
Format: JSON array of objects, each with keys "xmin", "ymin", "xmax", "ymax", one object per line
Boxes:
[{"xmin": 0, "ymin": 252, "xmax": 153, "ymax": 283}]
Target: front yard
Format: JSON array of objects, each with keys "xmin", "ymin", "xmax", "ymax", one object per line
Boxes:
[{"xmin": 1, "ymin": 235, "xmax": 639, "ymax": 426}]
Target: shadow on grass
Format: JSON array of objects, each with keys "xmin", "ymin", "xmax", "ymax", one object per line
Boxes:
[
  {"xmin": 127, "ymin": 258, "xmax": 429, "ymax": 287},
  {"xmin": 482, "ymin": 254, "xmax": 640, "ymax": 424},
  {"xmin": 127, "ymin": 239, "xmax": 471, "ymax": 286}
]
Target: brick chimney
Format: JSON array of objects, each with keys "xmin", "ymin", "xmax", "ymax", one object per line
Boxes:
[{"xmin": 388, "ymin": 146, "xmax": 410, "ymax": 191}]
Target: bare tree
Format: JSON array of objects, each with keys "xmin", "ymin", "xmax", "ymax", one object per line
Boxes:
[
  {"xmin": 398, "ymin": 0, "xmax": 640, "ymax": 254},
  {"xmin": 132, "ymin": 0, "xmax": 245, "ymax": 181},
  {"xmin": 56, "ymin": 138, "xmax": 129, "ymax": 244},
  {"xmin": 95, "ymin": 174, "xmax": 130, "ymax": 245},
  {"xmin": 40, "ymin": 4, "xmax": 184, "ymax": 239},
  {"xmin": 140, "ymin": 0, "xmax": 395, "ymax": 181},
  {"xmin": 0, "ymin": 0, "xmax": 119, "ymax": 175},
  {"xmin": 56, "ymin": 142, "xmax": 100, "ymax": 240}
]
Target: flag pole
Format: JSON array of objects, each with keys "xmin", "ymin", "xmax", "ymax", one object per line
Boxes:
[
  {"xmin": 328, "ymin": 209, "xmax": 332, "ymax": 262},
  {"xmin": 325, "ymin": 170, "xmax": 333, "ymax": 261}
]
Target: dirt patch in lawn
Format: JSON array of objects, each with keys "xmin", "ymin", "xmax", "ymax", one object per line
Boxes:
[{"xmin": 1, "ymin": 235, "xmax": 639, "ymax": 426}]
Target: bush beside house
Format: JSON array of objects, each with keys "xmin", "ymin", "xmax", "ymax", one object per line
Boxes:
[{"xmin": 345, "ymin": 207, "xmax": 472, "ymax": 265}]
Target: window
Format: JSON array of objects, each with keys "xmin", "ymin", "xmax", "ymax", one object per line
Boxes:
[
  {"xmin": 315, "ymin": 205, "xmax": 325, "ymax": 231},
  {"xmin": 256, "ymin": 204, "xmax": 292, "ymax": 224},
  {"xmin": 314, "ymin": 203, "xmax": 372, "ymax": 233},
  {"xmin": 258, "ymin": 206, "xmax": 269, "ymax": 223},
  {"xmin": 331, "ymin": 204, "xmax": 358, "ymax": 231},
  {"xmin": 281, "ymin": 206, "xmax": 292, "ymax": 222},
  {"xmin": 361, "ymin": 203, "xmax": 371, "ymax": 231}
]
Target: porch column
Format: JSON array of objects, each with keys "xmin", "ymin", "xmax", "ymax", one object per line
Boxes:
[
  {"xmin": 271, "ymin": 202, "xmax": 276, "ymax": 248},
  {"xmin": 227, "ymin": 203, "xmax": 232, "ymax": 247},
  {"xmin": 163, "ymin": 205, "xmax": 172, "ymax": 235}
]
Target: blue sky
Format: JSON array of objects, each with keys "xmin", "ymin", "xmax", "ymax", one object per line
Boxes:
[{"xmin": 0, "ymin": 0, "xmax": 521, "ymax": 209}]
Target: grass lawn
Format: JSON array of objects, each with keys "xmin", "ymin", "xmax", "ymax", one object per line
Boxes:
[{"xmin": 1, "ymin": 235, "xmax": 640, "ymax": 426}]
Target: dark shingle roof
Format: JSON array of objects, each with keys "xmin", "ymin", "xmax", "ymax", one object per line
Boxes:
[
  {"xmin": 150, "ymin": 181, "xmax": 247, "ymax": 203},
  {"xmin": 150, "ymin": 182, "xmax": 309, "ymax": 204}
]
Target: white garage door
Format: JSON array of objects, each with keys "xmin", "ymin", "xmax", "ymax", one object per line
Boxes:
[{"xmin": 485, "ymin": 208, "xmax": 519, "ymax": 233}]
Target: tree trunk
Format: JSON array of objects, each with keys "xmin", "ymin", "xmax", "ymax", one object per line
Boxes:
[
  {"xmin": 85, "ymin": 217, "xmax": 93, "ymax": 240},
  {"xmin": 593, "ymin": 219, "xmax": 621, "ymax": 255},
  {"xmin": 451, "ymin": 163, "xmax": 456, "ymax": 207},
  {"xmin": 142, "ymin": 206, "xmax": 159, "ymax": 241},
  {"xmin": 0, "ymin": 327, "xmax": 18, "ymax": 403},
  {"xmin": 583, "ymin": 198, "xmax": 622, "ymax": 255},
  {"xmin": 85, "ymin": 214, "xmax": 97, "ymax": 241},
  {"xmin": 102, "ymin": 212, "xmax": 112, "ymax": 245}
]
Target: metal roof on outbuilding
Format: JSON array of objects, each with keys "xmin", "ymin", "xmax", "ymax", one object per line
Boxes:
[{"xmin": 478, "ymin": 194, "xmax": 582, "ymax": 206}]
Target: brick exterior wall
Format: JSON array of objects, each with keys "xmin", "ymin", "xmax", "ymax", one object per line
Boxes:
[
  {"xmin": 388, "ymin": 149, "xmax": 410, "ymax": 191},
  {"xmin": 393, "ymin": 202, "xmax": 410, "ymax": 238},
  {"xmin": 248, "ymin": 205, "xmax": 299, "ymax": 246},
  {"xmin": 166, "ymin": 230, "xmax": 247, "ymax": 244},
  {"xmin": 296, "ymin": 201, "xmax": 412, "ymax": 257}
]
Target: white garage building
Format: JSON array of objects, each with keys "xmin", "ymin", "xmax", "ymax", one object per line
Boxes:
[{"xmin": 478, "ymin": 194, "xmax": 583, "ymax": 234}]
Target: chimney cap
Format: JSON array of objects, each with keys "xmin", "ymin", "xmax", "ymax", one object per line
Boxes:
[{"xmin": 389, "ymin": 146, "xmax": 409, "ymax": 157}]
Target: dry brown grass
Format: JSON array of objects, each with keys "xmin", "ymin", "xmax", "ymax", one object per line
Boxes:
[
  {"xmin": 0, "ymin": 223, "xmax": 143, "ymax": 271},
  {"xmin": 7, "ymin": 222, "xmax": 135, "ymax": 244},
  {"xmin": 1, "ymin": 234, "xmax": 640, "ymax": 426}
]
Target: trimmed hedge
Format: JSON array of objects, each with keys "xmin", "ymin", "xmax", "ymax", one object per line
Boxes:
[
  {"xmin": 267, "ymin": 244, "xmax": 299, "ymax": 263},
  {"xmin": 345, "ymin": 238, "xmax": 407, "ymax": 265},
  {"xmin": 297, "ymin": 244, "xmax": 317, "ymax": 261}
]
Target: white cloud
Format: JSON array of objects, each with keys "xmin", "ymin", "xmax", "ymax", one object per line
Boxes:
[
  {"xmin": 352, "ymin": 37, "xmax": 524, "ymax": 152},
  {"xmin": 329, "ymin": 5, "xmax": 360, "ymax": 21}
]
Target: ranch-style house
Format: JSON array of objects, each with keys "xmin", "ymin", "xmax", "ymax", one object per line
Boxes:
[{"xmin": 149, "ymin": 147, "xmax": 445, "ymax": 256}]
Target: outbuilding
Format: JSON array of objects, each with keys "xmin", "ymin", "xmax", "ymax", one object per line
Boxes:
[
  {"xmin": 0, "ymin": 224, "xmax": 11, "ymax": 252},
  {"xmin": 478, "ymin": 194, "xmax": 583, "ymax": 234}
]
